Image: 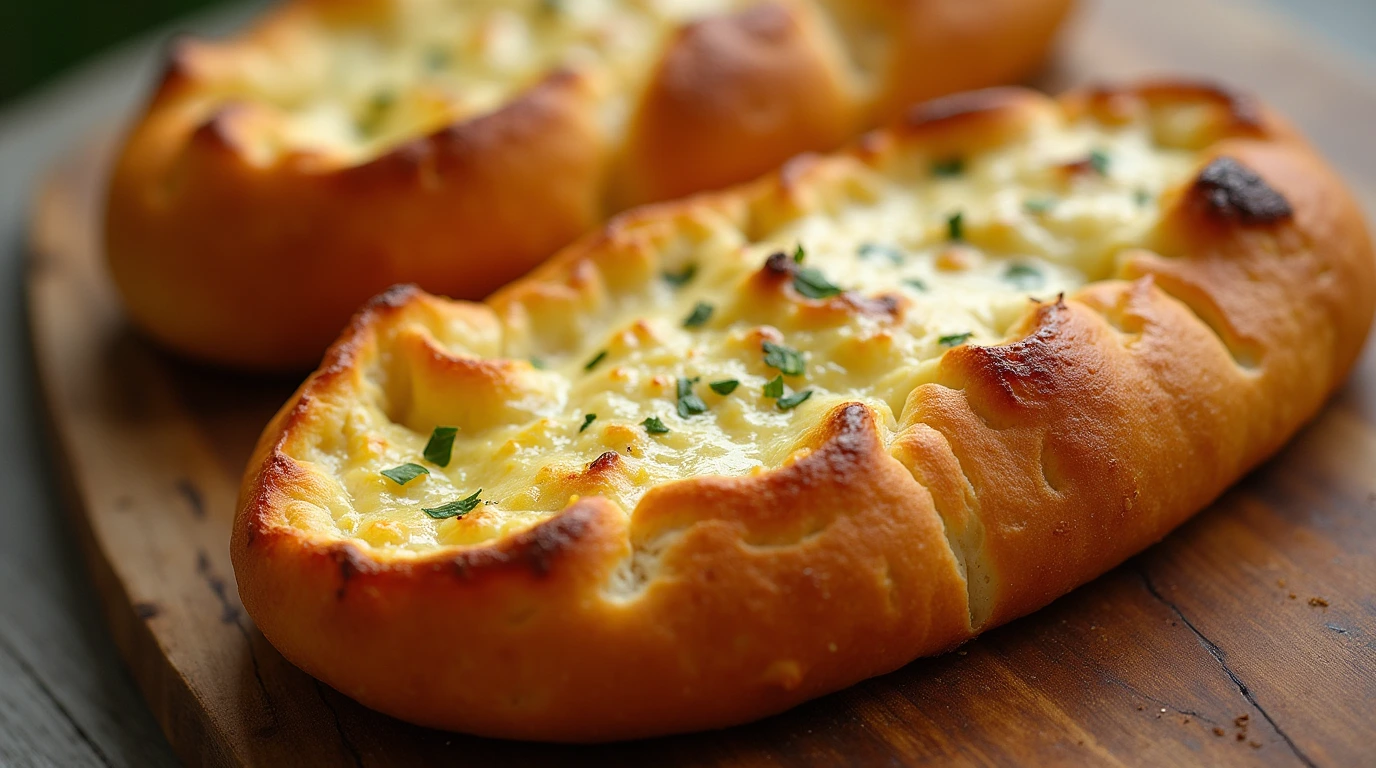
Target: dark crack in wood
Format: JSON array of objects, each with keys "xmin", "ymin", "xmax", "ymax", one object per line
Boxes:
[
  {"xmin": 1099, "ymin": 674, "xmax": 1218, "ymax": 725},
  {"xmin": 0, "ymin": 632, "xmax": 116, "ymax": 768},
  {"xmin": 175, "ymin": 478, "xmax": 206, "ymax": 520},
  {"xmin": 314, "ymin": 679, "xmax": 365, "ymax": 768},
  {"xmin": 1137, "ymin": 567, "xmax": 1317, "ymax": 767},
  {"xmin": 195, "ymin": 549, "xmax": 279, "ymax": 738}
]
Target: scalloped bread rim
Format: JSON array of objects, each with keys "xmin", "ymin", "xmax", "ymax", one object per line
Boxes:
[
  {"xmin": 105, "ymin": 0, "xmax": 1075, "ymax": 370},
  {"xmin": 232, "ymin": 82, "xmax": 1376, "ymax": 741}
]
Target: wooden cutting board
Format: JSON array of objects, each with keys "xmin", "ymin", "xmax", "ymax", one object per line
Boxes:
[{"xmin": 25, "ymin": 0, "xmax": 1376, "ymax": 765}]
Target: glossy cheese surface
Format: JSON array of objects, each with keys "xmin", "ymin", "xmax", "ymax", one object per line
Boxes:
[{"xmin": 281, "ymin": 112, "xmax": 1199, "ymax": 553}]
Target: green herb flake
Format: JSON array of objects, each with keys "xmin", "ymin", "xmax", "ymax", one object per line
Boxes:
[
  {"xmin": 762, "ymin": 341, "xmax": 805, "ymax": 376},
  {"xmin": 423, "ymin": 489, "xmax": 482, "ymax": 520},
  {"xmin": 932, "ymin": 157, "xmax": 965, "ymax": 177},
  {"xmin": 642, "ymin": 416, "xmax": 670, "ymax": 435},
  {"xmin": 423, "ymin": 46, "xmax": 450, "ymax": 71},
  {"xmin": 858, "ymin": 243, "xmax": 903, "ymax": 264},
  {"xmin": 793, "ymin": 243, "xmax": 807, "ymax": 263},
  {"xmin": 1089, "ymin": 149, "xmax": 1111, "ymax": 176},
  {"xmin": 579, "ymin": 413, "xmax": 597, "ymax": 433},
  {"xmin": 709, "ymin": 379, "xmax": 740, "ymax": 395},
  {"xmin": 422, "ymin": 426, "xmax": 458, "ymax": 467},
  {"xmin": 584, "ymin": 349, "xmax": 608, "ymax": 371},
  {"xmin": 381, "ymin": 463, "xmax": 429, "ymax": 486},
  {"xmin": 663, "ymin": 264, "xmax": 697, "ymax": 287},
  {"xmin": 676, "ymin": 378, "xmax": 708, "ymax": 419},
  {"xmin": 939, "ymin": 332, "xmax": 975, "ymax": 348},
  {"xmin": 529, "ymin": 357, "xmax": 547, "ymax": 370},
  {"xmin": 1024, "ymin": 198, "xmax": 1057, "ymax": 215},
  {"xmin": 1002, "ymin": 263, "xmax": 1044, "ymax": 290},
  {"xmin": 776, "ymin": 390, "xmax": 813, "ymax": 411},
  {"xmin": 763, "ymin": 375, "xmax": 785, "ymax": 399},
  {"xmin": 682, "ymin": 301, "xmax": 714, "ymax": 328},
  {"xmin": 903, "ymin": 278, "xmax": 928, "ymax": 292},
  {"xmin": 357, "ymin": 90, "xmax": 396, "ymax": 135},
  {"xmin": 1134, "ymin": 188, "xmax": 1153, "ymax": 206},
  {"xmin": 947, "ymin": 212, "xmax": 965, "ymax": 242},
  {"xmin": 793, "ymin": 267, "xmax": 843, "ymax": 300}
]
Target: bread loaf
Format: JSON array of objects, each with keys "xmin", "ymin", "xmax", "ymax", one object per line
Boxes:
[
  {"xmin": 233, "ymin": 81, "xmax": 1376, "ymax": 740},
  {"xmin": 106, "ymin": 0, "xmax": 1074, "ymax": 369}
]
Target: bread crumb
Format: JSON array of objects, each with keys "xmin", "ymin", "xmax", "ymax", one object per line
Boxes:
[
  {"xmin": 1212, "ymin": 727, "xmax": 1226, "ymax": 737},
  {"xmin": 1250, "ymin": 741, "xmax": 1262, "ymax": 749},
  {"xmin": 1276, "ymin": 578, "xmax": 1286, "ymax": 588},
  {"xmin": 1308, "ymin": 597, "xmax": 1329, "ymax": 608},
  {"xmin": 1235, "ymin": 714, "xmax": 1249, "ymax": 727},
  {"xmin": 1236, "ymin": 733, "xmax": 1246, "ymax": 741},
  {"xmin": 1288, "ymin": 593, "xmax": 1297, "ymax": 600}
]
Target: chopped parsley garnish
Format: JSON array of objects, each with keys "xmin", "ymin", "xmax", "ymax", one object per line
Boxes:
[
  {"xmin": 793, "ymin": 243, "xmax": 807, "ymax": 263},
  {"xmin": 1024, "ymin": 198, "xmax": 1056, "ymax": 215},
  {"xmin": 357, "ymin": 90, "xmax": 396, "ymax": 135},
  {"xmin": 939, "ymin": 332, "xmax": 974, "ymax": 348},
  {"xmin": 763, "ymin": 375, "xmax": 785, "ymax": 399},
  {"xmin": 579, "ymin": 413, "xmax": 597, "ymax": 433},
  {"xmin": 858, "ymin": 243, "xmax": 903, "ymax": 264},
  {"xmin": 423, "ymin": 490, "xmax": 482, "ymax": 520},
  {"xmin": 777, "ymin": 390, "xmax": 813, "ymax": 411},
  {"xmin": 676, "ymin": 378, "xmax": 708, "ymax": 418},
  {"xmin": 793, "ymin": 267, "xmax": 843, "ymax": 299},
  {"xmin": 1089, "ymin": 149, "xmax": 1111, "ymax": 176},
  {"xmin": 1134, "ymin": 188, "xmax": 1153, "ymax": 206},
  {"xmin": 1002, "ymin": 263, "xmax": 1044, "ymax": 290},
  {"xmin": 682, "ymin": 301, "xmax": 714, "ymax": 328},
  {"xmin": 529, "ymin": 357, "xmax": 547, "ymax": 370},
  {"xmin": 380, "ymin": 463, "xmax": 429, "ymax": 486},
  {"xmin": 932, "ymin": 158, "xmax": 965, "ymax": 177},
  {"xmin": 903, "ymin": 278, "xmax": 928, "ymax": 292},
  {"xmin": 663, "ymin": 264, "xmax": 697, "ymax": 287},
  {"xmin": 947, "ymin": 212, "xmax": 965, "ymax": 242},
  {"xmin": 584, "ymin": 349, "xmax": 608, "ymax": 371},
  {"xmin": 423, "ymin": 46, "xmax": 450, "ymax": 71},
  {"xmin": 642, "ymin": 416, "xmax": 670, "ymax": 435},
  {"xmin": 709, "ymin": 379, "xmax": 740, "ymax": 395},
  {"xmin": 762, "ymin": 341, "xmax": 805, "ymax": 376},
  {"xmin": 422, "ymin": 426, "xmax": 458, "ymax": 467}
]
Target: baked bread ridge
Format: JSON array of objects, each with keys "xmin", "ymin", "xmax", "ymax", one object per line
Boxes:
[
  {"xmin": 232, "ymin": 81, "xmax": 1376, "ymax": 741},
  {"xmin": 105, "ymin": 0, "xmax": 1075, "ymax": 370}
]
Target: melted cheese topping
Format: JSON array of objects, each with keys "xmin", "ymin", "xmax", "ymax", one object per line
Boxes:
[
  {"xmin": 284, "ymin": 115, "xmax": 1200, "ymax": 553},
  {"xmin": 214, "ymin": 0, "xmax": 745, "ymax": 165}
]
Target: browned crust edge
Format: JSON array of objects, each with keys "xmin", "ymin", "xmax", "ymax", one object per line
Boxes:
[
  {"xmin": 231, "ymin": 81, "xmax": 1376, "ymax": 741},
  {"xmin": 106, "ymin": 0, "xmax": 1076, "ymax": 370}
]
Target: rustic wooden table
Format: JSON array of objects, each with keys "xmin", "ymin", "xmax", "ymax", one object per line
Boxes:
[{"xmin": 3, "ymin": 1, "xmax": 1375, "ymax": 766}]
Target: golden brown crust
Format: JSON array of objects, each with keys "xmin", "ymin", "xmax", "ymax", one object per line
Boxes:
[
  {"xmin": 237, "ymin": 339, "xmax": 971, "ymax": 739},
  {"xmin": 107, "ymin": 0, "xmax": 1075, "ymax": 370},
  {"xmin": 233, "ymin": 81, "xmax": 1376, "ymax": 740}
]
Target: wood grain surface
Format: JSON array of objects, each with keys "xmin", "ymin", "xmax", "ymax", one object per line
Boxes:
[{"xmin": 23, "ymin": 0, "xmax": 1376, "ymax": 765}]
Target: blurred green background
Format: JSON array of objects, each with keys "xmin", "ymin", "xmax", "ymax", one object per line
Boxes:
[{"xmin": 0, "ymin": 0, "xmax": 223, "ymax": 105}]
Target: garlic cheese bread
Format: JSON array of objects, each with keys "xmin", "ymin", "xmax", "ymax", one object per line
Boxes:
[
  {"xmin": 233, "ymin": 82, "xmax": 1376, "ymax": 741},
  {"xmin": 106, "ymin": 0, "xmax": 1074, "ymax": 370}
]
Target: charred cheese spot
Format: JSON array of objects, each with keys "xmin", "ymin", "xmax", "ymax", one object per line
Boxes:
[
  {"xmin": 288, "ymin": 104, "xmax": 1209, "ymax": 553},
  {"xmin": 1191, "ymin": 156, "xmax": 1293, "ymax": 225}
]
